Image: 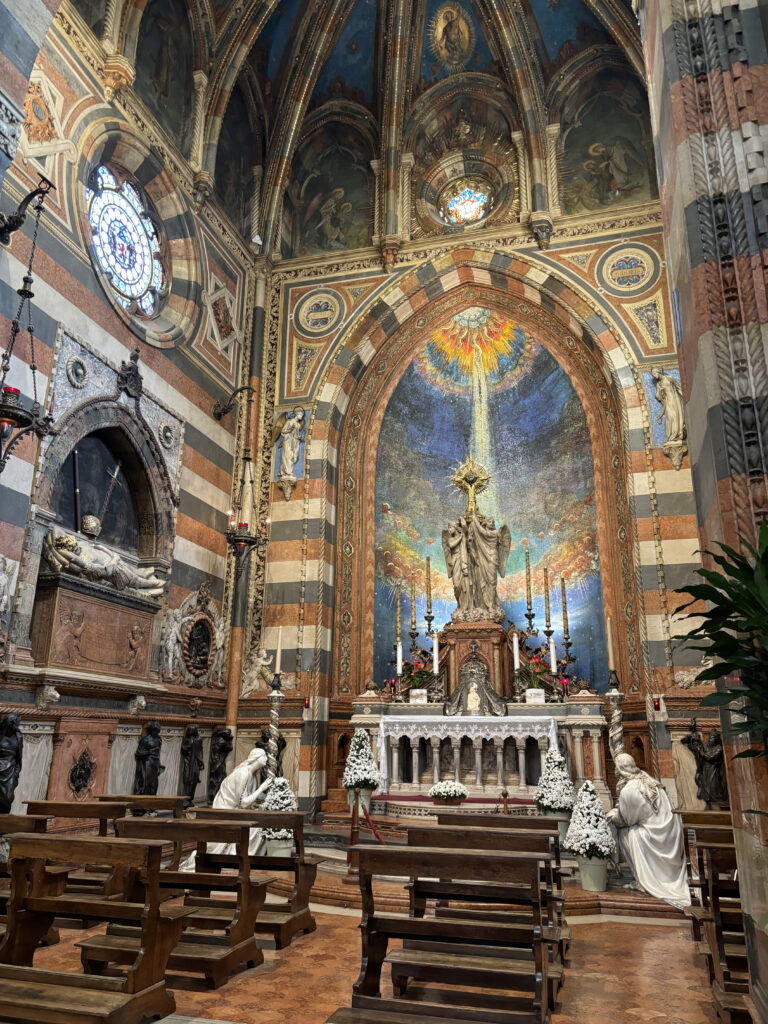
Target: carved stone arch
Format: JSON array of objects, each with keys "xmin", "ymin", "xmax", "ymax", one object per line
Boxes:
[
  {"xmin": 35, "ymin": 399, "xmax": 177, "ymax": 569},
  {"xmin": 299, "ymin": 102, "xmax": 379, "ymax": 156},
  {"xmin": 544, "ymin": 46, "xmax": 629, "ymax": 124},
  {"xmin": 286, "ymin": 247, "xmax": 648, "ymax": 703}
]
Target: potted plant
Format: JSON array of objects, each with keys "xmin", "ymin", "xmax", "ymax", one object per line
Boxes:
[
  {"xmin": 428, "ymin": 780, "xmax": 469, "ymax": 805},
  {"xmin": 676, "ymin": 523, "xmax": 768, "ymax": 767},
  {"xmin": 535, "ymin": 748, "xmax": 575, "ymax": 843},
  {"xmin": 342, "ymin": 728, "xmax": 380, "ymax": 813},
  {"xmin": 524, "ymin": 651, "xmax": 548, "ymax": 704},
  {"xmin": 263, "ymin": 776, "xmax": 298, "ymax": 857},
  {"xmin": 564, "ymin": 779, "xmax": 615, "ymax": 892}
]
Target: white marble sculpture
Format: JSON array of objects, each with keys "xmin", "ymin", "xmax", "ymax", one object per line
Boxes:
[
  {"xmin": 607, "ymin": 752, "xmax": 690, "ymax": 909},
  {"xmin": 273, "ymin": 407, "xmax": 306, "ymax": 500},
  {"xmin": 0, "ymin": 555, "xmax": 14, "ymax": 626},
  {"xmin": 42, "ymin": 526, "xmax": 164, "ymax": 597},
  {"xmin": 652, "ymin": 367, "xmax": 687, "ymax": 470},
  {"xmin": 210, "ymin": 747, "xmax": 273, "ymax": 855}
]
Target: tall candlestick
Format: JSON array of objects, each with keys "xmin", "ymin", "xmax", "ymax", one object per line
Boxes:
[
  {"xmin": 396, "ymin": 642, "xmax": 403, "ymax": 676},
  {"xmin": 410, "ymin": 571, "xmax": 416, "ymax": 631},
  {"xmin": 549, "ymin": 636, "xmax": 557, "ymax": 674},
  {"xmin": 275, "ymin": 626, "xmax": 282, "ymax": 674},
  {"xmin": 525, "ymin": 550, "xmax": 532, "ymax": 608},
  {"xmin": 606, "ymin": 615, "xmax": 615, "ymax": 672},
  {"xmin": 426, "ymin": 556, "xmax": 432, "ymax": 615},
  {"xmin": 512, "ymin": 631, "xmax": 520, "ymax": 670},
  {"xmin": 433, "ymin": 634, "xmax": 439, "ymax": 675},
  {"xmin": 560, "ymin": 577, "xmax": 569, "ymax": 635},
  {"xmin": 396, "ymin": 583, "xmax": 401, "ymax": 642},
  {"xmin": 544, "ymin": 567, "xmax": 551, "ymax": 628}
]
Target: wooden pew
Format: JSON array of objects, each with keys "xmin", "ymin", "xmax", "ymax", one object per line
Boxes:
[
  {"xmin": 77, "ymin": 818, "xmax": 271, "ymax": 989},
  {"xmin": 345, "ymin": 844, "xmax": 553, "ymax": 1024},
  {"xmin": 0, "ymin": 832, "xmax": 191, "ymax": 1024},
  {"xmin": 0, "ymin": 816, "xmax": 55, "ymax": 944},
  {"xmin": 25, "ymin": 802, "xmax": 129, "ymax": 838},
  {"xmin": 675, "ymin": 810, "xmax": 733, "ymax": 828},
  {"xmin": 194, "ymin": 807, "xmax": 320, "ymax": 948},
  {"xmin": 437, "ymin": 812, "xmax": 569, "ymax": 833},
  {"xmin": 681, "ymin": 824, "xmax": 734, "ymax": 936},
  {"xmin": 406, "ymin": 824, "xmax": 568, "ymax": 962},
  {"xmin": 97, "ymin": 795, "xmax": 186, "ymax": 818},
  {"xmin": 25, "ymin": 803, "xmax": 132, "ymax": 900},
  {"xmin": 700, "ymin": 847, "xmax": 752, "ymax": 1024}
]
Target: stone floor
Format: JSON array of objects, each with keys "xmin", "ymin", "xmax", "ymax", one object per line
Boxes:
[{"xmin": 33, "ymin": 910, "xmax": 717, "ymax": 1024}]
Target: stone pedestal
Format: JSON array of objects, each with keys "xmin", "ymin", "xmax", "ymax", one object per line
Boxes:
[
  {"xmin": 439, "ymin": 621, "xmax": 510, "ymax": 698},
  {"xmin": 47, "ymin": 719, "xmax": 118, "ymax": 805}
]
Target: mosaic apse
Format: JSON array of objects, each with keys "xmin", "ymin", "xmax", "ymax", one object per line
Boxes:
[{"xmin": 373, "ymin": 307, "xmax": 609, "ymax": 690}]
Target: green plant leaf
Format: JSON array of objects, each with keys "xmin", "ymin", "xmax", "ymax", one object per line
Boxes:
[{"xmin": 732, "ymin": 748, "xmax": 767, "ymax": 758}]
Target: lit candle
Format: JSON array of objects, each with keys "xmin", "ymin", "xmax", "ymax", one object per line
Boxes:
[
  {"xmin": 410, "ymin": 572, "xmax": 416, "ymax": 631},
  {"xmin": 606, "ymin": 616, "xmax": 615, "ymax": 672},
  {"xmin": 396, "ymin": 641, "xmax": 403, "ymax": 676},
  {"xmin": 433, "ymin": 634, "xmax": 439, "ymax": 675},
  {"xmin": 512, "ymin": 630, "xmax": 520, "ymax": 670},
  {"xmin": 561, "ymin": 577, "xmax": 569, "ymax": 636},
  {"xmin": 549, "ymin": 636, "xmax": 557, "ymax": 674},
  {"xmin": 426, "ymin": 556, "xmax": 432, "ymax": 615},
  {"xmin": 396, "ymin": 583, "xmax": 401, "ymax": 642},
  {"xmin": 275, "ymin": 626, "xmax": 282, "ymax": 674},
  {"xmin": 544, "ymin": 567, "xmax": 551, "ymax": 628},
  {"xmin": 525, "ymin": 550, "xmax": 532, "ymax": 608}
]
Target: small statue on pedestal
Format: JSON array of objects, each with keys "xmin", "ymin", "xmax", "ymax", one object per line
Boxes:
[
  {"xmin": 208, "ymin": 727, "xmax": 233, "ymax": 803},
  {"xmin": 180, "ymin": 724, "xmax": 204, "ymax": 807},
  {"xmin": 0, "ymin": 713, "xmax": 23, "ymax": 814},
  {"xmin": 682, "ymin": 720, "xmax": 729, "ymax": 808},
  {"xmin": 134, "ymin": 721, "xmax": 165, "ymax": 796},
  {"xmin": 445, "ymin": 643, "xmax": 506, "ymax": 717}
]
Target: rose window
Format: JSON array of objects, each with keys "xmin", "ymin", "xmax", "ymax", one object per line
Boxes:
[
  {"xmin": 438, "ymin": 177, "xmax": 494, "ymax": 225},
  {"xmin": 86, "ymin": 166, "xmax": 168, "ymax": 317}
]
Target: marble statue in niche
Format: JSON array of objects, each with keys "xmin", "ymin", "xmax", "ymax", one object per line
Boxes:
[
  {"xmin": 0, "ymin": 713, "xmax": 23, "ymax": 814},
  {"xmin": 652, "ymin": 367, "xmax": 688, "ymax": 470},
  {"xmin": 134, "ymin": 721, "xmax": 165, "ymax": 797},
  {"xmin": 208, "ymin": 727, "xmax": 234, "ymax": 803},
  {"xmin": 445, "ymin": 646, "xmax": 506, "ymax": 717},
  {"xmin": 682, "ymin": 723, "xmax": 729, "ymax": 808},
  {"xmin": 180, "ymin": 725, "xmax": 204, "ymax": 807},
  {"xmin": 274, "ymin": 407, "xmax": 306, "ymax": 500},
  {"xmin": 42, "ymin": 526, "xmax": 164, "ymax": 597}
]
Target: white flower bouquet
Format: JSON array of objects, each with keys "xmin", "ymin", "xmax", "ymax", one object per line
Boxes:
[
  {"xmin": 342, "ymin": 728, "xmax": 380, "ymax": 791},
  {"xmin": 263, "ymin": 776, "xmax": 298, "ymax": 840},
  {"xmin": 564, "ymin": 780, "xmax": 615, "ymax": 860},
  {"xmin": 428, "ymin": 780, "xmax": 469, "ymax": 801},
  {"xmin": 535, "ymin": 748, "xmax": 575, "ymax": 813}
]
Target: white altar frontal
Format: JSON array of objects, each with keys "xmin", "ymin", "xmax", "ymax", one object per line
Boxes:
[{"xmin": 351, "ymin": 697, "xmax": 610, "ymax": 817}]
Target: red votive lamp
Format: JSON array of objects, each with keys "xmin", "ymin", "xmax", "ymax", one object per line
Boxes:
[
  {"xmin": 304, "ymin": 697, "xmax": 310, "ymax": 709},
  {"xmin": 652, "ymin": 697, "xmax": 661, "ymax": 711},
  {"xmin": 0, "ymin": 387, "xmax": 22, "ymax": 441}
]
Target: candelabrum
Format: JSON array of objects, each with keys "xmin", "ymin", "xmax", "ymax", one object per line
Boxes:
[
  {"xmin": 267, "ymin": 673, "xmax": 284, "ymax": 780},
  {"xmin": 512, "ymin": 667, "xmax": 524, "ymax": 703},
  {"xmin": 408, "ymin": 626, "xmax": 419, "ymax": 657},
  {"xmin": 524, "ymin": 603, "xmax": 538, "ymax": 640}
]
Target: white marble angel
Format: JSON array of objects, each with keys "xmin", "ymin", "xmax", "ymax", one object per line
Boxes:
[
  {"xmin": 241, "ymin": 647, "xmax": 273, "ymax": 697},
  {"xmin": 0, "ymin": 556, "xmax": 14, "ymax": 626}
]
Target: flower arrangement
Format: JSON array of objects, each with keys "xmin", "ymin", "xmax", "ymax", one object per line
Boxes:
[
  {"xmin": 428, "ymin": 780, "xmax": 469, "ymax": 801},
  {"xmin": 400, "ymin": 650, "xmax": 435, "ymax": 690},
  {"xmin": 263, "ymin": 776, "xmax": 298, "ymax": 841},
  {"xmin": 535, "ymin": 748, "xmax": 575, "ymax": 814},
  {"xmin": 525, "ymin": 649, "xmax": 549, "ymax": 688},
  {"xmin": 564, "ymin": 780, "xmax": 615, "ymax": 860},
  {"xmin": 342, "ymin": 728, "xmax": 380, "ymax": 792}
]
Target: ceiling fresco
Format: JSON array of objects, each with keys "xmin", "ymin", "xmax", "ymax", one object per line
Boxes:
[
  {"xmin": 372, "ymin": 308, "xmax": 609, "ymax": 691},
  {"xmin": 310, "ymin": 0, "xmax": 378, "ymax": 112}
]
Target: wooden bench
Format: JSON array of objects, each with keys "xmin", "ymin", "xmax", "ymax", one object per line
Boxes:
[
  {"xmin": 699, "ymin": 847, "xmax": 752, "ymax": 1024},
  {"xmin": 346, "ymin": 844, "xmax": 553, "ymax": 1024},
  {"xmin": 97, "ymin": 795, "xmax": 186, "ymax": 818},
  {"xmin": 0, "ymin": 832, "xmax": 191, "ymax": 1024},
  {"xmin": 437, "ymin": 812, "xmax": 569, "ymax": 834},
  {"xmin": 679, "ymin": 823, "xmax": 734, "ymax": 938},
  {"xmin": 407, "ymin": 825, "xmax": 568, "ymax": 962},
  {"xmin": 77, "ymin": 817, "xmax": 271, "ymax": 989},
  {"xmin": 684, "ymin": 837, "xmax": 738, "ymax": 945},
  {"xmin": 0, "ymin": 817, "xmax": 55, "ymax": 944},
  {"xmin": 194, "ymin": 807, "xmax": 320, "ymax": 948}
]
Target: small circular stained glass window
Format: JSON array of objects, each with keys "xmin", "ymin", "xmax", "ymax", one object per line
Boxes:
[
  {"xmin": 86, "ymin": 165, "xmax": 168, "ymax": 317},
  {"xmin": 438, "ymin": 176, "xmax": 494, "ymax": 225}
]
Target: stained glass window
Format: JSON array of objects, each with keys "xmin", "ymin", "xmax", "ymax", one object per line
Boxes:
[
  {"xmin": 87, "ymin": 165, "xmax": 168, "ymax": 317},
  {"xmin": 438, "ymin": 177, "xmax": 493, "ymax": 225}
]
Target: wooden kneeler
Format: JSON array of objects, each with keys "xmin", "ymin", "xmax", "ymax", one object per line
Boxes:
[
  {"xmin": 0, "ymin": 833, "xmax": 190, "ymax": 1024},
  {"xmin": 78, "ymin": 818, "xmax": 272, "ymax": 989}
]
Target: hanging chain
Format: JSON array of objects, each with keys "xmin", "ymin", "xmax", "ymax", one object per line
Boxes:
[{"xmin": 0, "ymin": 196, "xmax": 44, "ymax": 408}]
